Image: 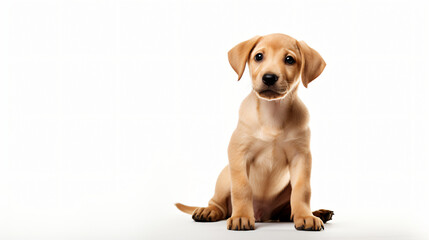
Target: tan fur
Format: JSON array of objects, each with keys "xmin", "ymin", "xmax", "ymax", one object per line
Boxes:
[
  {"xmin": 176, "ymin": 33, "xmax": 332, "ymax": 231},
  {"xmin": 175, "ymin": 203, "xmax": 198, "ymax": 214}
]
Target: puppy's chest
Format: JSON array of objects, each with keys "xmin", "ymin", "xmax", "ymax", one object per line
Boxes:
[
  {"xmin": 249, "ymin": 138, "xmax": 290, "ymax": 199},
  {"xmin": 251, "ymin": 124, "xmax": 293, "ymax": 153},
  {"xmin": 251, "ymin": 139, "xmax": 287, "ymax": 170},
  {"xmin": 246, "ymin": 122, "xmax": 292, "ymax": 199},
  {"xmin": 250, "ymin": 127, "xmax": 290, "ymax": 172},
  {"xmin": 254, "ymin": 126, "xmax": 284, "ymax": 142}
]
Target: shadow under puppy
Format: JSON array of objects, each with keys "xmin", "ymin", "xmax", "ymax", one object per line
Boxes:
[{"xmin": 176, "ymin": 33, "xmax": 333, "ymax": 231}]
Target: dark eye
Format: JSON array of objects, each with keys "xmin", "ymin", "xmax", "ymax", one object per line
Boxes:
[
  {"xmin": 254, "ymin": 53, "xmax": 263, "ymax": 62},
  {"xmin": 285, "ymin": 56, "xmax": 295, "ymax": 65}
]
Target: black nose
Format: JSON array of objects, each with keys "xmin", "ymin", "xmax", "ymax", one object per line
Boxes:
[{"xmin": 262, "ymin": 74, "xmax": 278, "ymax": 86}]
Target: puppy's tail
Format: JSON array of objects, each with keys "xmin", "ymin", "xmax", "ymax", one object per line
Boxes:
[{"xmin": 175, "ymin": 203, "xmax": 198, "ymax": 215}]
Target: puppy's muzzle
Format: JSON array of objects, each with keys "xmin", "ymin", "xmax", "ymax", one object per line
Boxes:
[{"xmin": 262, "ymin": 74, "xmax": 278, "ymax": 86}]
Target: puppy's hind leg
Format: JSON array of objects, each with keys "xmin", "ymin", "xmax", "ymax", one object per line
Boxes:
[
  {"xmin": 176, "ymin": 166, "xmax": 231, "ymax": 222},
  {"xmin": 192, "ymin": 166, "xmax": 231, "ymax": 222},
  {"xmin": 275, "ymin": 206, "xmax": 334, "ymax": 224},
  {"xmin": 312, "ymin": 209, "xmax": 334, "ymax": 223}
]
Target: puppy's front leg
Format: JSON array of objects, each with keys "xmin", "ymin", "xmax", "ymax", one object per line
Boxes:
[
  {"xmin": 290, "ymin": 152, "xmax": 324, "ymax": 231},
  {"xmin": 226, "ymin": 131, "xmax": 255, "ymax": 231}
]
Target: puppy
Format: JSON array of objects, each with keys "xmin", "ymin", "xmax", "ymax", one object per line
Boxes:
[{"xmin": 176, "ymin": 33, "xmax": 333, "ymax": 231}]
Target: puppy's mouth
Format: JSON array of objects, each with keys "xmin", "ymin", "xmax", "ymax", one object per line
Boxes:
[{"xmin": 255, "ymin": 89, "xmax": 287, "ymax": 100}]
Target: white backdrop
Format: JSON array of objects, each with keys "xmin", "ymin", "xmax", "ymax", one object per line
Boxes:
[{"xmin": 0, "ymin": 0, "xmax": 428, "ymax": 239}]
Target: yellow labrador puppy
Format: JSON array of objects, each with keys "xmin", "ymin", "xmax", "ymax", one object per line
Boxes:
[{"xmin": 176, "ymin": 33, "xmax": 333, "ymax": 231}]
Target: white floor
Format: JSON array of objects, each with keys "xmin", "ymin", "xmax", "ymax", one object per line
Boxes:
[
  {"xmin": 144, "ymin": 210, "xmax": 428, "ymax": 240},
  {"xmin": 1, "ymin": 205, "xmax": 428, "ymax": 239}
]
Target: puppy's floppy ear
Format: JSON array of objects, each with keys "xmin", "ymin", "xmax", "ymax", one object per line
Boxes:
[
  {"xmin": 297, "ymin": 41, "xmax": 326, "ymax": 88},
  {"xmin": 228, "ymin": 36, "xmax": 261, "ymax": 81}
]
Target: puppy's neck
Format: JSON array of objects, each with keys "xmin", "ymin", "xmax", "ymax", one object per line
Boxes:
[{"xmin": 256, "ymin": 90, "xmax": 297, "ymax": 129}]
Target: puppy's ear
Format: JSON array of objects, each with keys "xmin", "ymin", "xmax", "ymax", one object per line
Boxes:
[
  {"xmin": 228, "ymin": 36, "xmax": 261, "ymax": 80},
  {"xmin": 297, "ymin": 41, "xmax": 326, "ymax": 88}
]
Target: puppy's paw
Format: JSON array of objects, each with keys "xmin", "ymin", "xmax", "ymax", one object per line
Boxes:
[
  {"xmin": 294, "ymin": 215, "xmax": 324, "ymax": 231},
  {"xmin": 192, "ymin": 206, "xmax": 223, "ymax": 222},
  {"xmin": 226, "ymin": 216, "xmax": 255, "ymax": 230},
  {"xmin": 312, "ymin": 209, "xmax": 334, "ymax": 223}
]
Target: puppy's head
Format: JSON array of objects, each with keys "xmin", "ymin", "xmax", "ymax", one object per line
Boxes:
[{"xmin": 228, "ymin": 33, "xmax": 326, "ymax": 100}]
